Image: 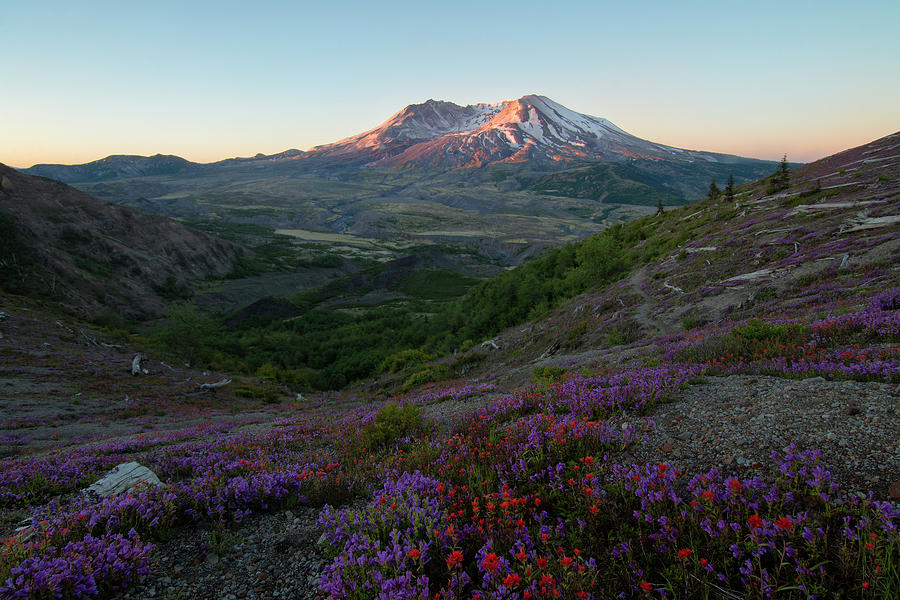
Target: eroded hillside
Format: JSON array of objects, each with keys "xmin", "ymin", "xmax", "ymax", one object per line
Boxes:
[{"xmin": 0, "ymin": 165, "xmax": 241, "ymax": 319}]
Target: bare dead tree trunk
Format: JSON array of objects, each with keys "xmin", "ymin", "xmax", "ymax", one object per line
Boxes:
[{"xmin": 131, "ymin": 353, "xmax": 148, "ymax": 376}]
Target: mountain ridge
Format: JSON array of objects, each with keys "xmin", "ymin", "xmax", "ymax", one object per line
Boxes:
[{"xmin": 23, "ymin": 94, "xmax": 776, "ymax": 178}]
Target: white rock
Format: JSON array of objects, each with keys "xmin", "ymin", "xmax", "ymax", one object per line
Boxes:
[{"xmin": 83, "ymin": 462, "xmax": 163, "ymax": 500}]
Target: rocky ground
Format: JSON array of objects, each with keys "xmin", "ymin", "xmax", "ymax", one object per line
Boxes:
[
  {"xmin": 120, "ymin": 506, "xmax": 327, "ymax": 600},
  {"xmin": 626, "ymin": 374, "xmax": 900, "ymax": 499}
]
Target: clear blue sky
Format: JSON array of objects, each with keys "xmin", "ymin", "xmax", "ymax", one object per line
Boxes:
[{"xmin": 2, "ymin": 0, "xmax": 898, "ymax": 167}]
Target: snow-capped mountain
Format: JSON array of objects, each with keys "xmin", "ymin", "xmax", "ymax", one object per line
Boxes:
[
  {"xmin": 305, "ymin": 94, "xmax": 744, "ymax": 169},
  {"xmin": 23, "ymin": 95, "xmax": 776, "ymax": 201}
]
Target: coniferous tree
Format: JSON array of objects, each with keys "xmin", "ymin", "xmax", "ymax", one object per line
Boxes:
[
  {"xmin": 707, "ymin": 179, "xmax": 721, "ymax": 201},
  {"xmin": 724, "ymin": 173, "xmax": 735, "ymax": 202},
  {"xmin": 770, "ymin": 154, "xmax": 790, "ymax": 192}
]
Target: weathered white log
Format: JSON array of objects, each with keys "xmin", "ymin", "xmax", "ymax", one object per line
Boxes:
[
  {"xmin": 724, "ymin": 268, "xmax": 775, "ymax": 283},
  {"xmin": 82, "ymin": 462, "xmax": 164, "ymax": 501},
  {"xmin": 77, "ymin": 328, "xmax": 123, "ymax": 349},
  {"xmin": 131, "ymin": 353, "xmax": 148, "ymax": 375},
  {"xmin": 480, "ymin": 340, "xmax": 500, "ymax": 351},
  {"xmin": 844, "ymin": 214, "xmax": 900, "ymax": 232},
  {"xmin": 840, "ymin": 254, "xmax": 849, "ymax": 268},
  {"xmin": 539, "ymin": 342, "xmax": 560, "ymax": 360},
  {"xmin": 198, "ymin": 378, "xmax": 232, "ymax": 391},
  {"xmin": 663, "ymin": 281, "xmax": 685, "ymax": 294},
  {"xmin": 753, "ymin": 227, "xmax": 792, "ymax": 236},
  {"xmin": 680, "ymin": 209, "xmax": 704, "ymax": 221}
]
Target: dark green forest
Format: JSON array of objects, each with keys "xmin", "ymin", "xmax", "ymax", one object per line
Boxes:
[{"xmin": 145, "ymin": 210, "xmax": 696, "ymax": 390}]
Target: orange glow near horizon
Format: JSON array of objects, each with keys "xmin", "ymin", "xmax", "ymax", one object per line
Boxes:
[{"xmin": 4, "ymin": 126, "xmax": 896, "ymax": 170}]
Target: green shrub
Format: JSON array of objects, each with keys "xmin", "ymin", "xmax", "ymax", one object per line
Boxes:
[
  {"xmin": 563, "ymin": 321, "xmax": 590, "ymax": 349},
  {"xmin": 401, "ymin": 364, "xmax": 452, "ymax": 392},
  {"xmin": 681, "ymin": 314, "xmax": 705, "ymax": 330},
  {"xmin": 360, "ymin": 402, "xmax": 426, "ymax": 452},
  {"xmin": 533, "ymin": 365, "xmax": 569, "ymax": 384},
  {"xmin": 606, "ymin": 320, "xmax": 641, "ymax": 347},
  {"xmin": 234, "ymin": 384, "xmax": 281, "ymax": 404},
  {"xmin": 380, "ymin": 349, "xmax": 435, "ymax": 373},
  {"xmin": 148, "ymin": 303, "xmax": 217, "ymax": 367},
  {"xmin": 451, "ymin": 352, "xmax": 485, "ymax": 376},
  {"xmin": 732, "ymin": 319, "xmax": 805, "ymax": 343},
  {"xmin": 753, "ymin": 287, "xmax": 779, "ymax": 303},
  {"xmin": 255, "ymin": 363, "xmax": 281, "ymax": 381},
  {"xmin": 253, "ymin": 363, "xmax": 310, "ymax": 389}
]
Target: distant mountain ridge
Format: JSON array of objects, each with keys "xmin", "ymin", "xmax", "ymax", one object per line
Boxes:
[
  {"xmin": 24, "ymin": 94, "xmax": 773, "ymax": 179},
  {"xmin": 26, "ymin": 154, "xmax": 200, "ymax": 183}
]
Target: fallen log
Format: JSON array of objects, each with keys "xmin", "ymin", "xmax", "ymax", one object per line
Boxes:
[
  {"xmin": 480, "ymin": 340, "xmax": 500, "ymax": 351},
  {"xmin": 197, "ymin": 378, "xmax": 232, "ymax": 392},
  {"xmin": 663, "ymin": 281, "xmax": 685, "ymax": 294}
]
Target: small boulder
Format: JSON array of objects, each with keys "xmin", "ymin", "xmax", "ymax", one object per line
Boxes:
[
  {"xmin": 83, "ymin": 462, "xmax": 163, "ymax": 500},
  {"xmin": 889, "ymin": 481, "xmax": 900, "ymax": 501}
]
